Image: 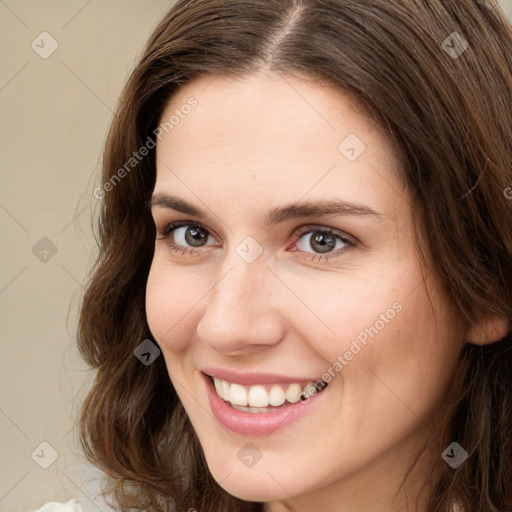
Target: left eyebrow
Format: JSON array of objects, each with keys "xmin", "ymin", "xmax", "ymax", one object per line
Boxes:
[
  {"xmin": 265, "ymin": 199, "xmax": 384, "ymax": 226},
  {"xmin": 148, "ymin": 193, "xmax": 384, "ymax": 226}
]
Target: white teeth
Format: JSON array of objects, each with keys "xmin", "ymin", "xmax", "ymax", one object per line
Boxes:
[
  {"xmin": 248, "ymin": 385, "xmax": 269, "ymax": 407},
  {"xmin": 231, "ymin": 404, "xmax": 271, "ymax": 413},
  {"xmin": 229, "ymin": 383, "xmax": 247, "ymax": 406},
  {"xmin": 211, "ymin": 377, "xmax": 324, "ymax": 408},
  {"xmin": 268, "ymin": 385, "xmax": 285, "ymax": 406},
  {"xmin": 220, "ymin": 379, "xmax": 230, "ymax": 401},
  {"xmin": 285, "ymin": 383, "xmax": 302, "ymax": 404},
  {"xmin": 213, "ymin": 377, "xmax": 222, "ymax": 396}
]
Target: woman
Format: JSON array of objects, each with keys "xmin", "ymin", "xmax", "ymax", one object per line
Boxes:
[{"xmin": 78, "ymin": 1, "xmax": 512, "ymax": 511}]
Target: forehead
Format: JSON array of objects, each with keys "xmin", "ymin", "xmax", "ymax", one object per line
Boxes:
[
  {"xmin": 161, "ymin": 71, "xmax": 381, "ymax": 148},
  {"xmin": 154, "ymin": 71, "xmax": 405, "ymax": 221}
]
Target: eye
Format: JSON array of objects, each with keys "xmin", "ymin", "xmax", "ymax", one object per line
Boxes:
[
  {"xmin": 173, "ymin": 224, "xmax": 214, "ymax": 247},
  {"xmin": 157, "ymin": 221, "xmax": 217, "ymax": 255},
  {"xmin": 156, "ymin": 220, "xmax": 355, "ymax": 261},
  {"xmin": 292, "ymin": 225, "xmax": 355, "ymax": 260}
]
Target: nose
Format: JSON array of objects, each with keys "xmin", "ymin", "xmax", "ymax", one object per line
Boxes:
[{"xmin": 196, "ymin": 258, "xmax": 285, "ymax": 355}]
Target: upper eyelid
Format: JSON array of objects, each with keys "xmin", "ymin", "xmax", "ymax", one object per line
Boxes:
[
  {"xmin": 293, "ymin": 224, "xmax": 355, "ymax": 241},
  {"xmin": 159, "ymin": 220, "xmax": 219, "ymax": 238}
]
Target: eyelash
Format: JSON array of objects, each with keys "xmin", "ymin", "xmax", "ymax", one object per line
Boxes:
[{"xmin": 156, "ymin": 220, "xmax": 356, "ymax": 262}]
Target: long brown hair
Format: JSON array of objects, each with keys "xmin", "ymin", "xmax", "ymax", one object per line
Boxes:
[{"xmin": 77, "ymin": 1, "xmax": 512, "ymax": 510}]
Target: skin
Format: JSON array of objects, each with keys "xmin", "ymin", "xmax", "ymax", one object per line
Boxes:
[{"xmin": 145, "ymin": 71, "xmax": 470, "ymax": 511}]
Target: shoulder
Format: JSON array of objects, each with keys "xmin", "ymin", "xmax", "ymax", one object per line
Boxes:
[{"xmin": 28, "ymin": 499, "xmax": 83, "ymax": 512}]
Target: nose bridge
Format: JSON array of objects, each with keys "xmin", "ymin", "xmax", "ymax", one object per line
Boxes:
[
  {"xmin": 216, "ymin": 260, "xmax": 257, "ymax": 314},
  {"xmin": 196, "ymin": 252, "xmax": 283, "ymax": 352}
]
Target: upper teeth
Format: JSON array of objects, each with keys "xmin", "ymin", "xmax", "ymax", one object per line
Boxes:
[{"xmin": 213, "ymin": 377, "xmax": 318, "ymax": 407}]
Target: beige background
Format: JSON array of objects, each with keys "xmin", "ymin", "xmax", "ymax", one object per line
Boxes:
[
  {"xmin": 1, "ymin": 1, "xmax": 511, "ymax": 511},
  {"xmin": 0, "ymin": 2, "xmax": 171, "ymax": 511}
]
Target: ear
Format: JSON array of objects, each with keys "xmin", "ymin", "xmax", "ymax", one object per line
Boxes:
[{"xmin": 465, "ymin": 316, "xmax": 510, "ymax": 346}]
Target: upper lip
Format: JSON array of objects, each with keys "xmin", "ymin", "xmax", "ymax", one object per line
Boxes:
[{"xmin": 201, "ymin": 367, "xmax": 319, "ymax": 386}]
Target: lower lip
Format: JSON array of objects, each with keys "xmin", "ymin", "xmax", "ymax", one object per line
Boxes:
[{"xmin": 203, "ymin": 373, "xmax": 328, "ymax": 436}]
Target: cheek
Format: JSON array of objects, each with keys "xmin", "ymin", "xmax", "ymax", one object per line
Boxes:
[
  {"xmin": 145, "ymin": 259, "xmax": 203, "ymax": 353},
  {"xmin": 306, "ymin": 263, "xmax": 457, "ymax": 390},
  {"xmin": 341, "ymin": 280, "xmax": 460, "ymax": 418},
  {"xmin": 287, "ymin": 265, "xmax": 408, "ymax": 358}
]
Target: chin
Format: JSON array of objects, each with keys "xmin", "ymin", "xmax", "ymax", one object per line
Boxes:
[
  {"xmin": 206, "ymin": 459, "xmax": 308, "ymax": 503},
  {"xmin": 216, "ymin": 477, "xmax": 287, "ymax": 503}
]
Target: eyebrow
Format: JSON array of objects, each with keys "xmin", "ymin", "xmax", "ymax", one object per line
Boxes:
[{"xmin": 149, "ymin": 193, "xmax": 384, "ymax": 226}]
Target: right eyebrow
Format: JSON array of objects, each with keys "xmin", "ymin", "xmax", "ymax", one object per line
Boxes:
[{"xmin": 149, "ymin": 193, "xmax": 205, "ymax": 218}]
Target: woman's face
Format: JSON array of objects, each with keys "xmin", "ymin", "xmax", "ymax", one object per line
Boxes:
[{"xmin": 146, "ymin": 71, "xmax": 463, "ymax": 510}]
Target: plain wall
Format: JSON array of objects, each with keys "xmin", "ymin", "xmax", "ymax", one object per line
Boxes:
[
  {"xmin": 1, "ymin": 1, "xmax": 511, "ymax": 511},
  {"xmin": 0, "ymin": 2, "xmax": 170, "ymax": 511}
]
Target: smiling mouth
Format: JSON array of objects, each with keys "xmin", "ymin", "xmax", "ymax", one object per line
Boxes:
[{"xmin": 208, "ymin": 375, "xmax": 328, "ymax": 413}]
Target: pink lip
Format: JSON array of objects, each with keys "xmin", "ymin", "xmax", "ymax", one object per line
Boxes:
[
  {"xmin": 201, "ymin": 367, "xmax": 320, "ymax": 386},
  {"xmin": 201, "ymin": 372, "xmax": 328, "ymax": 436}
]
